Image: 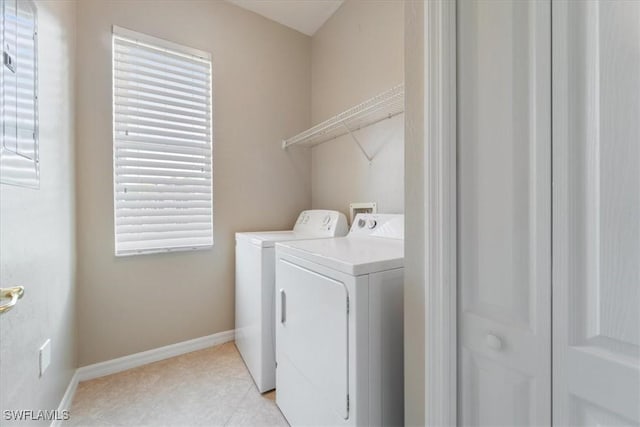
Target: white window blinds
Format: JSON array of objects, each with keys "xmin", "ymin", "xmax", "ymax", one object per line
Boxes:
[
  {"xmin": 112, "ymin": 27, "xmax": 213, "ymax": 256},
  {"xmin": 1, "ymin": 0, "xmax": 39, "ymax": 188}
]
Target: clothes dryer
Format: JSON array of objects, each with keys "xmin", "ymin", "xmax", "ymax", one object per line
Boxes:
[{"xmin": 275, "ymin": 214, "xmax": 404, "ymax": 426}]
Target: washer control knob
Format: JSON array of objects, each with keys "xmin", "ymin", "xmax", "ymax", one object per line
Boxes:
[
  {"xmin": 367, "ymin": 219, "xmax": 377, "ymax": 229},
  {"xmin": 357, "ymin": 218, "xmax": 366, "ymax": 228},
  {"xmin": 323, "ymin": 215, "xmax": 331, "ymax": 225}
]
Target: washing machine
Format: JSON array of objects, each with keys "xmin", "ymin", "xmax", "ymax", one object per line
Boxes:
[
  {"xmin": 275, "ymin": 214, "xmax": 404, "ymax": 426},
  {"xmin": 235, "ymin": 210, "xmax": 348, "ymax": 393}
]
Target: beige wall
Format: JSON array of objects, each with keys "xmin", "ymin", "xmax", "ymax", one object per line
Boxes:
[
  {"xmin": 75, "ymin": 0, "xmax": 311, "ymax": 366},
  {"xmin": 404, "ymin": 1, "xmax": 426, "ymax": 424},
  {"xmin": 0, "ymin": 0, "xmax": 77, "ymax": 421},
  {"xmin": 310, "ymin": 0, "xmax": 404, "ymax": 216}
]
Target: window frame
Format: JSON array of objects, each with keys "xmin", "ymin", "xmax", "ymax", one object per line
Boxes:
[{"xmin": 111, "ymin": 26, "xmax": 214, "ymax": 256}]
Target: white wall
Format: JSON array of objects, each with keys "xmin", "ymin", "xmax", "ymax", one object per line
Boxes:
[
  {"xmin": 75, "ymin": 0, "xmax": 311, "ymax": 366},
  {"xmin": 0, "ymin": 0, "xmax": 77, "ymax": 421},
  {"xmin": 310, "ymin": 0, "xmax": 404, "ymax": 216}
]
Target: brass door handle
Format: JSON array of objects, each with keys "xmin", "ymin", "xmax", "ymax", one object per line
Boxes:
[{"xmin": 0, "ymin": 286, "xmax": 25, "ymax": 314}]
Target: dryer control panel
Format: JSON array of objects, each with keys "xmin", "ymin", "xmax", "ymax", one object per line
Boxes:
[
  {"xmin": 349, "ymin": 214, "xmax": 404, "ymax": 240},
  {"xmin": 293, "ymin": 210, "xmax": 349, "ymax": 237}
]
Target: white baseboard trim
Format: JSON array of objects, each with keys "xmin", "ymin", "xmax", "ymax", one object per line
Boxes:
[
  {"xmin": 51, "ymin": 370, "xmax": 79, "ymax": 427},
  {"xmin": 76, "ymin": 329, "xmax": 235, "ymax": 382},
  {"xmin": 51, "ymin": 330, "xmax": 234, "ymax": 427}
]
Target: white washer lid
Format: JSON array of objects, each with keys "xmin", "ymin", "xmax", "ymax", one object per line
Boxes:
[
  {"xmin": 276, "ymin": 235, "xmax": 404, "ymax": 275},
  {"xmin": 236, "ymin": 231, "xmax": 323, "ymax": 248}
]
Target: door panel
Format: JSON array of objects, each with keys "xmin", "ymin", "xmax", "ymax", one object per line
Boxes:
[
  {"xmin": 462, "ymin": 351, "xmax": 535, "ymax": 427},
  {"xmin": 458, "ymin": 0, "xmax": 551, "ymax": 425},
  {"xmin": 552, "ymin": 1, "xmax": 640, "ymax": 425},
  {"xmin": 276, "ymin": 259, "xmax": 349, "ymax": 420}
]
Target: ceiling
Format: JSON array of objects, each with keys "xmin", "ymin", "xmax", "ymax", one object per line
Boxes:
[{"xmin": 226, "ymin": 0, "xmax": 344, "ymax": 36}]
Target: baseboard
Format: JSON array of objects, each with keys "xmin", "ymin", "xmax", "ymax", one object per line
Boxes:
[
  {"xmin": 50, "ymin": 370, "xmax": 79, "ymax": 427},
  {"xmin": 50, "ymin": 330, "xmax": 234, "ymax": 426},
  {"xmin": 76, "ymin": 329, "xmax": 235, "ymax": 382}
]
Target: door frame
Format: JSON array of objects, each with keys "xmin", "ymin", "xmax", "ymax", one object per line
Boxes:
[
  {"xmin": 404, "ymin": 0, "xmax": 458, "ymax": 425},
  {"xmin": 424, "ymin": 1, "xmax": 457, "ymax": 425}
]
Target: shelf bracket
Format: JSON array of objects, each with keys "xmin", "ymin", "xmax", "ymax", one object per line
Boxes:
[{"xmin": 341, "ymin": 122, "xmax": 373, "ymax": 164}]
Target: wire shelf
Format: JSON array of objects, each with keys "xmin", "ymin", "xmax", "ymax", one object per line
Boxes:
[{"xmin": 282, "ymin": 84, "xmax": 404, "ymax": 150}]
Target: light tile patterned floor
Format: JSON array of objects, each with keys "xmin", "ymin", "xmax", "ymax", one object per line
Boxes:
[{"xmin": 65, "ymin": 342, "xmax": 288, "ymax": 426}]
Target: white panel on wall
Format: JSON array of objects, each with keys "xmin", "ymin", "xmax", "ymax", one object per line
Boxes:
[
  {"xmin": 553, "ymin": 1, "xmax": 640, "ymax": 425},
  {"xmin": 458, "ymin": 0, "xmax": 551, "ymax": 425}
]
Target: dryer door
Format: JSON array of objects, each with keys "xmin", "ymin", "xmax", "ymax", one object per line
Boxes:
[{"xmin": 276, "ymin": 258, "xmax": 349, "ymax": 423}]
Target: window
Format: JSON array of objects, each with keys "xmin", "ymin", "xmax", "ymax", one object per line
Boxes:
[
  {"xmin": 1, "ymin": 0, "xmax": 38, "ymax": 188},
  {"xmin": 112, "ymin": 26, "xmax": 213, "ymax": 256}
]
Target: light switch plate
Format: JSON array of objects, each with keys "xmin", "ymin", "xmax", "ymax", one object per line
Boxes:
[{"xmin": 39, "ymin": 339, "xmax": 51, "ymax": 377}]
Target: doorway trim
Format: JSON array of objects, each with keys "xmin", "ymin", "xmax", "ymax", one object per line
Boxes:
[{"xmin": 424, "ymin": 0, "xmax": 457, "ymax": 425}]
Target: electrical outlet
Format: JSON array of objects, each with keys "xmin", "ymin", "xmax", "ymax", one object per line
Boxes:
[{"xmin": 39, "ymin": 339, "xmax": 51, "ymax": 377}]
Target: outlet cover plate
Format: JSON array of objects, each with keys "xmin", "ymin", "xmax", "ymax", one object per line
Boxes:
[
  {"xmin": 39, "ymin": 339, "xmax": 51, "ymax": 377},
  {"xmin": 349, "ymin": 202, "xmax": 377, "ymax": 224}
]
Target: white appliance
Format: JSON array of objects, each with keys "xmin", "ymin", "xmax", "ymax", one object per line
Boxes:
[
  {"xmin": 275, "ymin": 214, "xmax": 404, "ymax": 426},
  {"xmin": 235, "ymin": 210, "xmax": 348, "ymax": 393}
]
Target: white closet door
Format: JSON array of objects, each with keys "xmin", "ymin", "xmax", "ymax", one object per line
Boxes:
[
  {"xmin": 457, "ymin": 0, "xmax": 551, "ymax": 425},
  {"xmin": 552, "ymin": 1, "xmax": 640, "ymax": 425}
]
